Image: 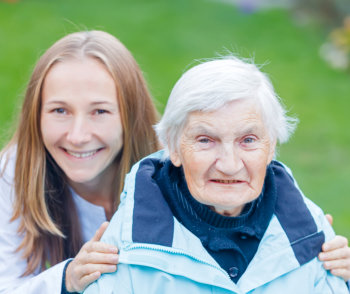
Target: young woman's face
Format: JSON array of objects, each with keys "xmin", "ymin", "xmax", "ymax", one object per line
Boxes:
[{"xmin": 41, "ymin": 57, "xmax": 123, "ymax": 189}]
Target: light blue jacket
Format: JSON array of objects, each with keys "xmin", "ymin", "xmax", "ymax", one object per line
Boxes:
[{"xmin": 84, "ymin": 151, "xmax": 348, "ymax": 294}]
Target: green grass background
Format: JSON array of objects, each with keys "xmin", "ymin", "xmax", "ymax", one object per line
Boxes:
[{"xmin": 0, "ymin": 0, "xmax": 349, "ymax": 239}]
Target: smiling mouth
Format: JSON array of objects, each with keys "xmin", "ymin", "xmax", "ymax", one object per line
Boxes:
[{"xmin": 63, "ymin": 148, "xmax": 103, "ymax": 158}]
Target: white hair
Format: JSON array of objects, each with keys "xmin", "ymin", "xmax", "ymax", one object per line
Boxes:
[{"xmin": 155, "ymin": 56, "xmax": 298, "ymax": 155}]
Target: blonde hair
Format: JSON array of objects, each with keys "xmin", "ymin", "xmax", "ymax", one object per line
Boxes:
[{"xmin": 1, "ymin": 30, "xmax": 159, "ymax": 275}]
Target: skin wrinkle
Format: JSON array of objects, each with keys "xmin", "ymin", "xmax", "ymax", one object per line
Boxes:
[{"xmin": 170, "ymin": 98, "xmax": 275, "ymax": 217}]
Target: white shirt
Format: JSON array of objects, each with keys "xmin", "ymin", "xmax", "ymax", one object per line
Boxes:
[
  {"xmin": 0, "ymin": 151, "xmax": 107, "ymax": 294},
  {"xmin": 71, "ymin": 188, "xmax": 107, "ymax": 243}
]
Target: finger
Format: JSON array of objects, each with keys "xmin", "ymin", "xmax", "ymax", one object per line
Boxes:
[
  {"xmin": 84, "ymin": 252, "xmax": 119, "ymax": 265},
  {"xmin": 76, "ymin": 271, "xmax": 101, "ymax": 292},
  {"xmin": 323, "ymin": 258, "xmax": 350, "ymax": 270},
  {"xmin": 91, "ymin": 222, "xmax": 110, "ymax": 242},
  {"xmin": 322, "ymin": 235, "xmax": 348, "ymax": 252},
  {"xmin": 74, "ymin": 251, "xmax": 118, "ymax": 267},
  {"xmin": 330, "ymin": 268, "xmax": 350, "ymax": 281},
  {"xmin": 80, "ymin": 263, "xmax": 117, "ymax": 276},
  {"xmin": 325, "ymin": 214, "xmax": 333, "ymax": 226},
  {"xmin": 85, "ymin": 241, "xmax": 119, "ymax": 254},
  {"xmin": 319, "ymin": 247, "xmax": 350, "ymax": 261}
]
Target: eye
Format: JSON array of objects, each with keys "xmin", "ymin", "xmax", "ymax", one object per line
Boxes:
[
  {"xmin": 241, "ymin": 136, "xmax": 259, "ymax": 149},
  {"xmin": 53, "ymin": 108, "xmax": 66, "ymax": 114},
  {"xmin": 195, "ymin": 136, "xmax": 215, "ymax": 150},
  {"xmin": 198, "ymin": 137, "xmax": 211, "ymax": 144},
  {"xmin": 243, "ymin": 137, "xmax": 255, "ymax": 144},
  {"xmin": 94, "ymin": 109, "xmax": 108, "ymax": 115}
]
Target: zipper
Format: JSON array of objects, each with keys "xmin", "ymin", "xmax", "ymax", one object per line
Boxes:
[{"xmin": 123, "ymin": 243, "xmax": 235, "ymax": 289}]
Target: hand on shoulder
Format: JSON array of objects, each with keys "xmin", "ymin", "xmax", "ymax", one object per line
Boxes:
[
  {"xmin": 65, "ymin": 222, "xmax": 119, "ymax": 293},
  {"xmin": 319, "ymin": 214, "xmax": 350, "ymax": 281}
]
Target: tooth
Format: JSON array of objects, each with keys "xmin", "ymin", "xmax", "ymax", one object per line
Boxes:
[
  {"xmin": 216, "ymin": 179, "xmax": 239, "ymax": 183},
  {"xmin": 67, "ymin": 150, "xmax": 97, "ymax": 158}
]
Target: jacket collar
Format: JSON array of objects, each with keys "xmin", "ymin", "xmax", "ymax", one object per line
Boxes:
[{"xmin": 117, "ymin": 151, "xmax": 324, "ymax": 291}]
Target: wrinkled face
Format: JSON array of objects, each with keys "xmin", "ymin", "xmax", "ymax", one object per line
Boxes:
[
  {"xmin": 170, "ymin": 99, "xmax": 275, "ymax": 217},
  {"xmin": 41, "ymin": 57, "xmax": 123, "ymax": 190}
]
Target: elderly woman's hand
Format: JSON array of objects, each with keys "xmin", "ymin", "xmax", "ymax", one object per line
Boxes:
[
  {"xmin": 65, "ymin": 222, "xmax": 119, "ymax": 293},
  {"xmin": 318, "ymin": 214, "xmax": 350, "ymax": 281}
]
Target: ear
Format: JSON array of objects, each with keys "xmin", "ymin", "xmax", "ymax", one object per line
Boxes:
[
  {"xmin": 169, "ymin": 150, "xmax": 182, "ymax": 167},
  {"xmin": 267, "ymin": 141, "xmax": 276, "ymax": 164}
]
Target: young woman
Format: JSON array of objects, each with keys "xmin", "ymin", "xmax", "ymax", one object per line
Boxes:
[
  {"xmin": 0, "ymin": 31, "xmax": 348, "ymax": 294},
  {"xmin": 0, "ymin": 30, "xmax": 159, "ymax": 294}
]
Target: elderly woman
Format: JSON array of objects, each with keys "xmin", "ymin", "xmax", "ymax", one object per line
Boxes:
[{"xmin": 84, "ymin": 57, "xmax": 349, "ymax": 293}]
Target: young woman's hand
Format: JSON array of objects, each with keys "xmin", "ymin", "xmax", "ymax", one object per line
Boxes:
[
  {"xmin": 319, "ymin": 214, "xmax": 350, "ymax": 281},
  {"xmin": 65, "ymin": 222, "xmax": 119, "ymax": 293}
]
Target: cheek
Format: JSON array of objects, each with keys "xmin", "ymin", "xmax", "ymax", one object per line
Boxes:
[
  {"xmin": 249, "ymin": 161, "xmax": 268, "ymax": 188},
  {"xmin": 40, "ymin": 118, "xmax": 66, "ymax": 147},
  {"xmin": 110, "ymin": 123, "xmax": 123, "ymax": 145},
  {"xmin": 40, "ymin": 117, "xmax": 54, "ymax": 145},
  {"xmin": 245, "ymin": 150, "xmax": 269, "ymax": 178},
  {"xmin": 178, "ymin": 143, "xmax": 216, "ymax": 188},
  {"xmin": 182, "ymin": 154, "xmax": 211, "ymax": 186},
  {"xmin": 183, "ymin": 167, "xmax": 202, "ymax": 200},
  {"xmin": 102, "ymin": 120, "xmax": 124, "ymax": 154}
]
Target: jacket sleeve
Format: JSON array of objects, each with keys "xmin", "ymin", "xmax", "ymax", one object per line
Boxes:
[
  {"xmin": 305, "ymin": 196, "xmax": 349, "ymax": 293},
  {"xmin": 0, "ymin": 163, "xmax": 69, "ymax": 294},
  {"xmin": 278, "ymin": 161, "xmax": 349, "ymax": 293},
  {"xmin": 0, "ymin": 261, "xmax": 69, "ymax": 294}
]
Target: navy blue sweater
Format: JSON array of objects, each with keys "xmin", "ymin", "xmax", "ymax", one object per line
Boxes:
[{"xmin": 155, "ymin": 159, "xmax": 276, "ymax": 283}]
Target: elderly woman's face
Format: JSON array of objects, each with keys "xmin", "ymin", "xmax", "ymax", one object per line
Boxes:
[{"xmin": 170, "ymin": 99, "xmax": 275, "ymax": 217}]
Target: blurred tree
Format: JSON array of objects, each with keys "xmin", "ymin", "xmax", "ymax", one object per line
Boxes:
[
  {"xmin": 320, "ymin": 16, "xmax": 350, "ymax": 70},
  {"xmin": 331, "ymin": 16, "xmax": 350, "ymax": 52},
  {"xmin": 293, "ymin": 0, "xmax": 349, "ymax": 26}
]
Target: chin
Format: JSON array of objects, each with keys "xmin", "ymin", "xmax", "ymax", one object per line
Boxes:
[{"xmin": 67, "ymin": 173, "xmax": 96, "ymax": 185}]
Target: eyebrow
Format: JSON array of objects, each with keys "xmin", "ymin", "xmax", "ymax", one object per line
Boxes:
[
  {"xmin": 237, "ymin": 126, "xmax": 260, "ymax": 135},
  {"xmin": 185, "ymin": 125, "xmax": 216, "ymax": 137},
  {"xmin": 185, "ymin": 123, "xmax": 263, "ymax": 139},
  {"xmin": 90, "ymin": 101, "xmax": 117, "ymax": 106},
  {"xmin": 42, "ymin": 100, "xmax": 68, "ymax": 106},
  {"xmin": 43, "ymin": 100, "xmax": 116, "ymax": 106}
]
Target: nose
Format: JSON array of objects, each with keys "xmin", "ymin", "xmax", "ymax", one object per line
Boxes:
[
  {"xmin": 66, "ymin": 115, "xmax": 92, "ymax": 146},
  {"xmin": 215, "ymin": 143, "xmax": 243, "ymax": 175}
]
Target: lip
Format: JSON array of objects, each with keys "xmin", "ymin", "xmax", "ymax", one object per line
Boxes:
[
  {"xmin": 61, "ymin": 147, "xmax": 105, "ymax": 159},
  {"xmin": 209, "ymin": 179, "xmax": 246, "ymax": 185}
]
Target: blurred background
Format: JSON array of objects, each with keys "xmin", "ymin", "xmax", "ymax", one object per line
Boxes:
[{"xmin": 0, "ymin": 0, "xmax": 349, "ymax": 238}]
